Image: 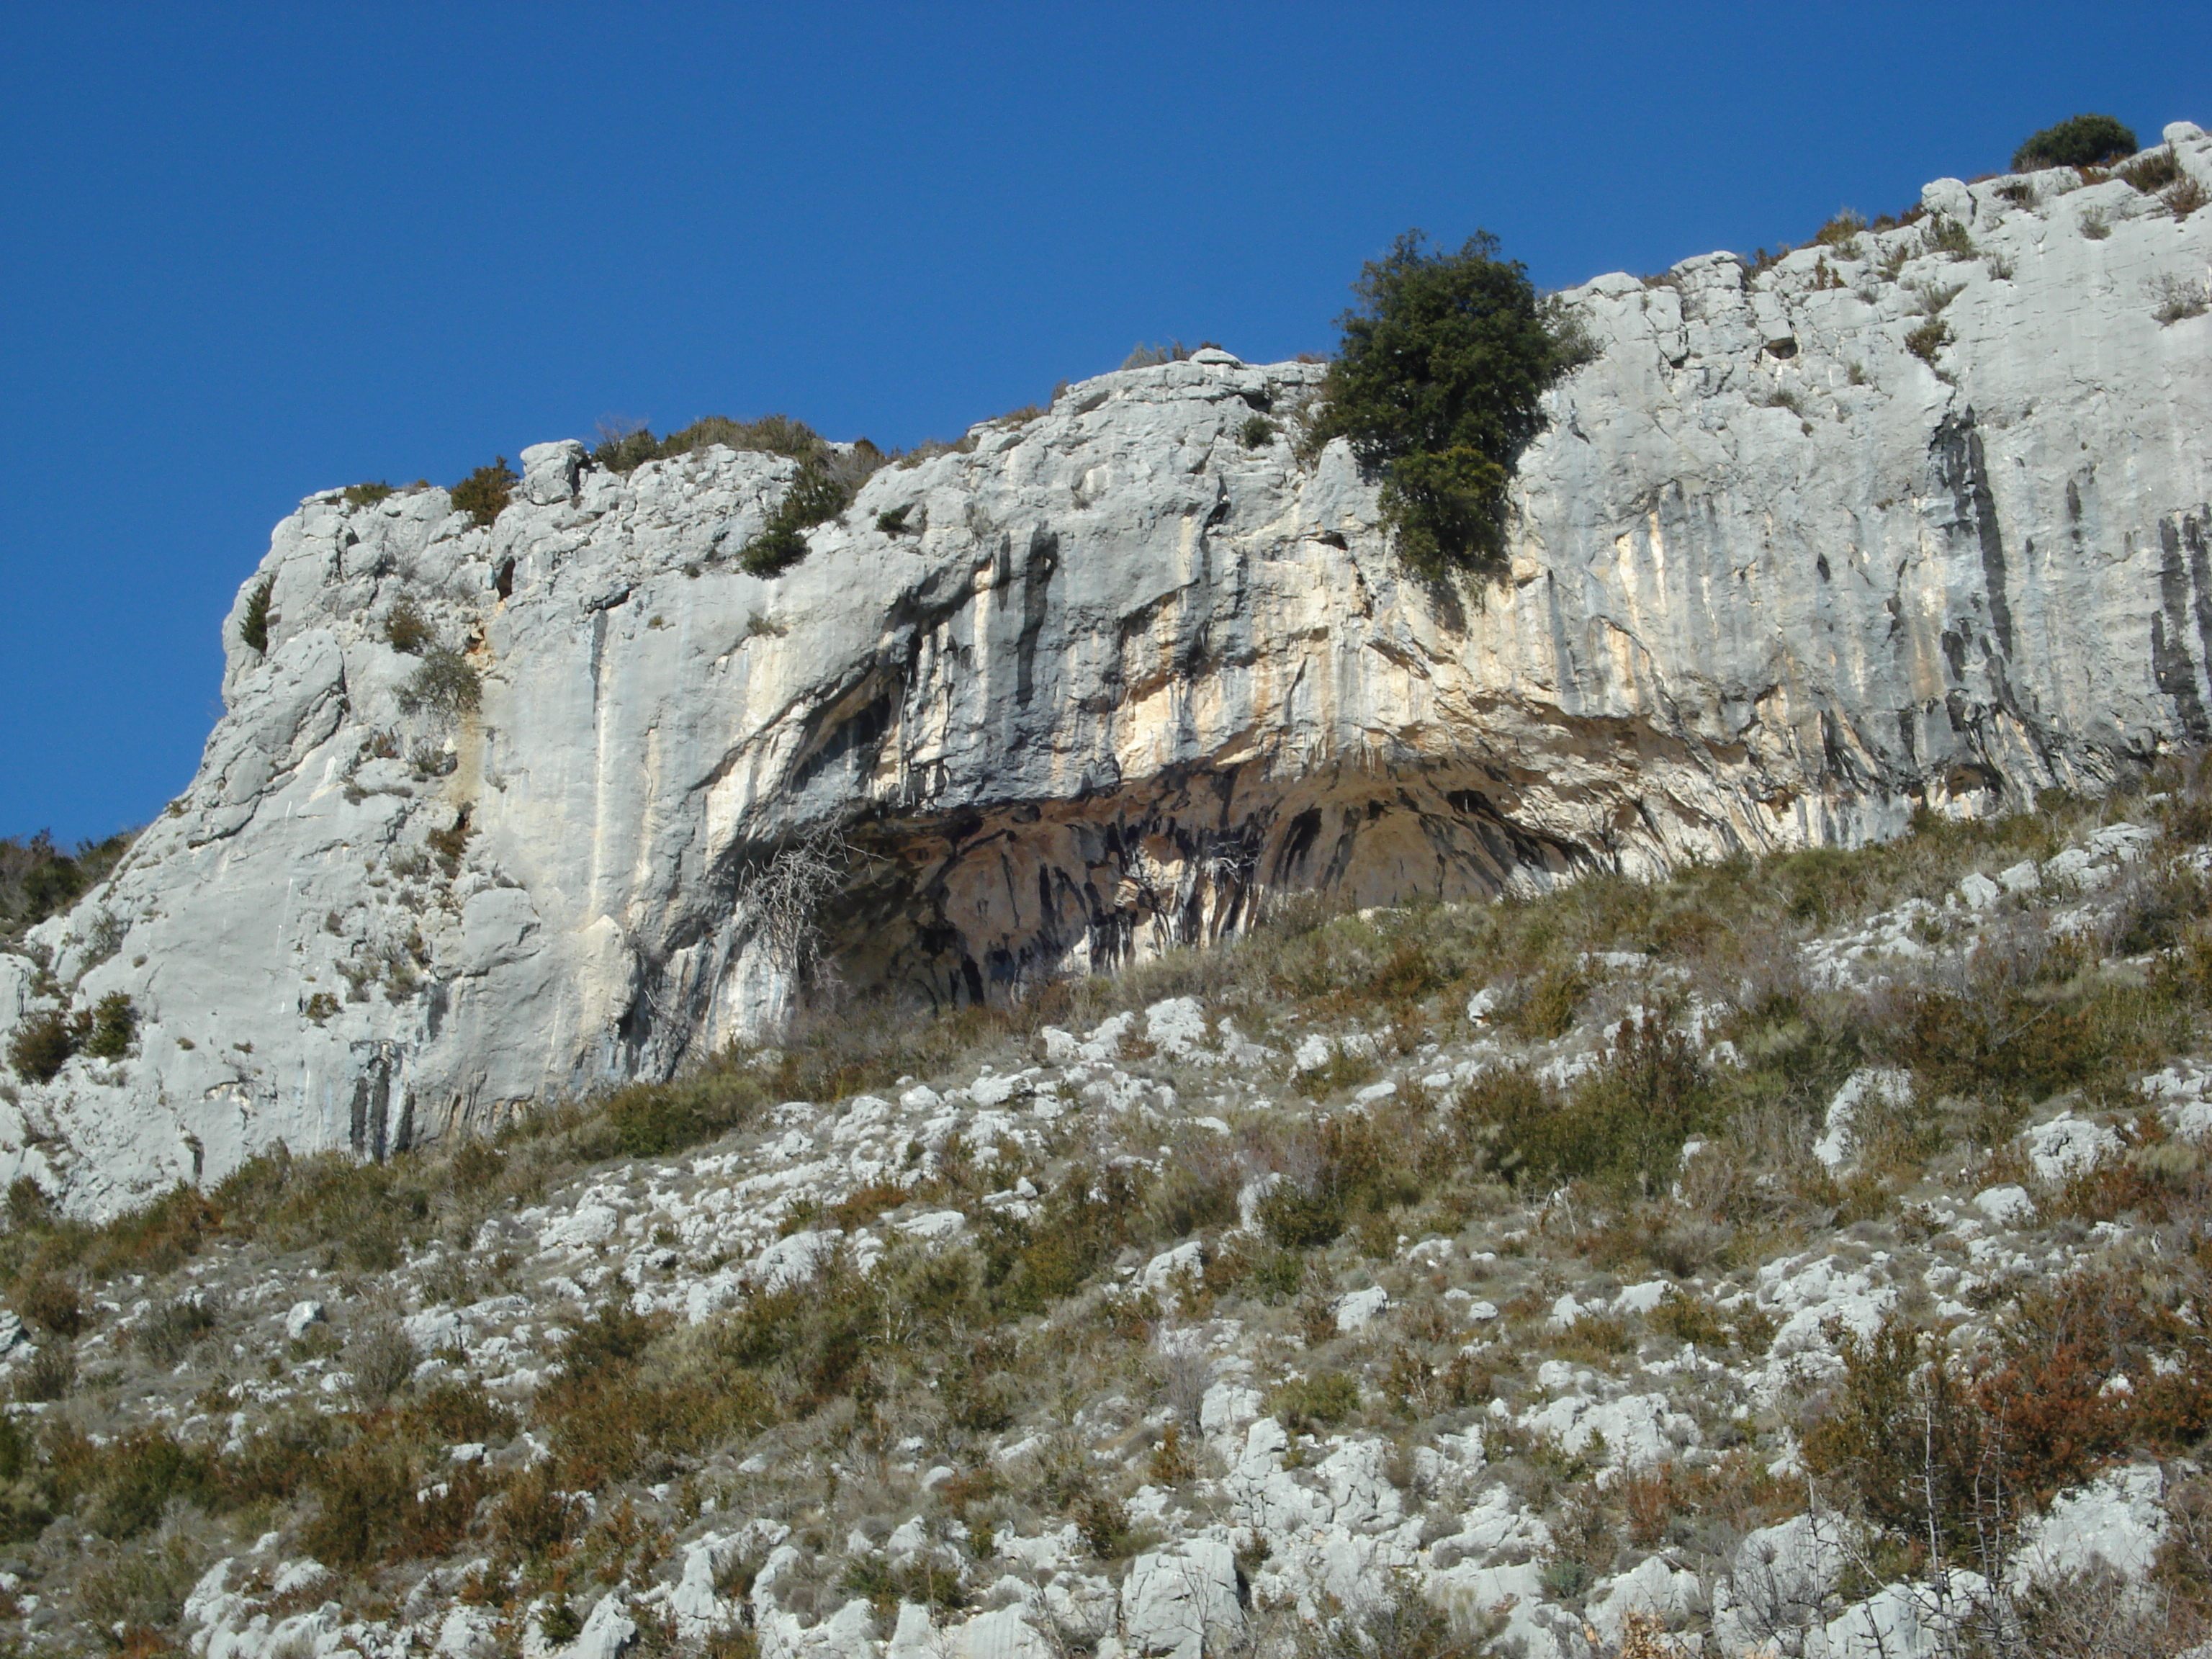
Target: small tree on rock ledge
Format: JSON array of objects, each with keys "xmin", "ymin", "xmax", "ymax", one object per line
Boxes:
[{"xmin": 1307, "ymin": 230, "xmax": 1592, "ymax": 580}]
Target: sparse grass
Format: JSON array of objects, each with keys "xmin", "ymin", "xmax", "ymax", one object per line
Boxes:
[
  {"xmin": 2152, "ymin": 275, "xmax": 2211, "ymax": 325},
  {"xmin": 6, "ymin": 759, "xmax": 2212, "ymax": 1646},
  {"xmin": 2121, "ymin": 148, "xmax": 2182, "ymax": 193}
]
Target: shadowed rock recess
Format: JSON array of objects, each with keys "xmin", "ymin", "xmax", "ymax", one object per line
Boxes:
[{"xmin": 6, "ymin": 126, "xmax": 2212, "ymax": 1210}]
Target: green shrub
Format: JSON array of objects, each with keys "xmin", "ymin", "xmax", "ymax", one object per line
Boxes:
[
  {"xmin": 1457, "ymin": 1013, "xmax": 1714, "ymax": 1194},
  {"xmin": 603, "ymin": 1069, "xmax": 766, "ymax": 1159},
  {"xmin": 592, "ymin": 413, "xmax": 855, "ymax": 476},
  {"xmin": 450, "ymin": 458, "xmax": 518, "ymax": 527},
  {"xmin": 240, "ymin": 577, "xmax": 274, "ymax": 653},
  {"xmin": 78, "ymin": 1430, "xmax": 216, "ymax": 1539},
  {"xmin": 1904, "ymin": 318, "xmax": 1950, "ymax": 363},
  {"xmin": 1271, "ymin": 1370, "xmax": 1360, "ymax": 1432},
  {"xmin": 343, "ymin": 481, "xmax": 394, "ymax": 508},
  {"xmin": 876, "ymin": 505, "xmax": 911, "ymax": 535},
  {"xmin": 1238, "ymin": 415, "xmax": 1278, "ymax": 449},
  {"xmin": 384, "ymin": 601, "xmax": 433, "ymax": 655},
  {"xmin": 1923, "ymin": 216, "xmax": 1974, "ymax": 261},
  {"xmin": 1306, "ymin": 230, "xmax": 1584, "ymax": 577},
  {"xmin": 80, "ymin": 992, "xmax": 135, "ymax": 1060},
  {"xmin": 397, "ymin": 647, "xmax": 482, "ymax": 718},
  {"xmin": 6, "ymin": 1010, "xmax": 76, "ymax": 1083},
  {"xmin": 739, "ymin": 463, "xmax": 850, "ymax": 576},
  {"xmin": 2013, "ymin": 113, "xmax": 2138, "ymax": 171}
]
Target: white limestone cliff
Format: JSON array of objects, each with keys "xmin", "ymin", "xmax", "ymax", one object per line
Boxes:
[{"xmin": 6, "ymin": 124, "xmax": 2211, "ymax": 1212}]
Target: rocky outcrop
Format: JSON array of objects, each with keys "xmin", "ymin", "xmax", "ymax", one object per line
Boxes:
[{"xmin": 6, "ymin": 125, "xmax": 2211, "ymax": 1210}]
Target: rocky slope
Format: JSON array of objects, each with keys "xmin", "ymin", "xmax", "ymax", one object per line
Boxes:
[
  {"xmin": 4, "ymin": 125, "xmax": 2212, "ymax": 1213},
  {"xmin": 5, "ymin": 793, "xmax": 2212, "ymax": 1658}
]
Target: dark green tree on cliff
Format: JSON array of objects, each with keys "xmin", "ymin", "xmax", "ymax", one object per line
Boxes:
[{"xmin": 1310, "ymin": 230, "xmax": 1591, "ymax": 578}]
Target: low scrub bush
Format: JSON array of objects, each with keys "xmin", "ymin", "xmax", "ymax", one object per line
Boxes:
[
  {"xmin": 81, "ymin": 990, "xmax": 136, "ymax": 1059},
  {"xmin": 1256, "ymin": 1113, "xmax": 1421, "ymax": 1249},
  {"xmin": 2013, "ymin": 114, "xmax": 2137, "ymax": 171},
  {"xmin": 397, "ymin": 647, "xmax": 482, "ymax": 719},
  {"xmin": 603, "ymin": 1064, "xmax": 768, "ymax": 1159},
  {"xmin": 449, "ymin": 459, "xmax": 517, "ymax": 527},
  {"xmin": 1238, "ymin": 414, "xmax": 1278, "ymax": 449},
  {"xmin": 134, "ymin": 1295, "xmax": 217, "ymax": 1365},
  {"xmin": 2152, "ymin": 275, "xmax": 2212, "ymax": 325},
  {"xmin": 342, "ymin": 481, "xmax": 394, "ymax": 508},
  {"xmin": 2121, "ymin": 147, "xmax": 2182, "ymax": 193},
  {"xmin": 1271, "ymin": 1370, "xmax": 1361, "ymax": 1433},
  {"xmin": 739, "ymin": 462, "xmax": 852, "ymax": 576},
  {"xmin": 593, "ymin": 413, "xmax": 835, "ymax": 475},
  {"xmin": 384, "ymin": 601, "xmax": 433, "ymax": 655},
  {"xmin": 348, "ymin": 1319, "xmax": 421, "ymax": 1403},
  {"xmin": 1812, "ymin": 209, "xmax": 1867, "ymax": 254},
  {"xmin": 1122, "ymin": 341, "xmax": 1192, "ymax": 369},
  {"xmin": 1904, "ymin": 318, "xmax": 1950, "ymax": 363},
  {"xmin": 0, "ymin": 826, "xmax": 135, "ymax": 939},
  {"xmin": 13, "ymin": 1343, "xmax": 74, "ymax": 1403},
  {"xmin": 1921, "ymin": 216, "xmax": 1974, "ymax": 261},
  {"xmin": 13, "ymin": 1269, "xmax": 84, "ymax": 1338},
  {"xmin": 6, "ymin": 1009, "xmax": 76, "ymax": 1083},
  {"xmin": 1456, "ymin": 1012, "xmax": 1715, "ymax": 1195}
]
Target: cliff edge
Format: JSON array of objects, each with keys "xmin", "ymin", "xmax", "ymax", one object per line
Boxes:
[{"xmin": 6, "ymin": 125, "xmax": 2211, "ymax": 1213}]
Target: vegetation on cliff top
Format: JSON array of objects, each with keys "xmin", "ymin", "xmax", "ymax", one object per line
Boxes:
[{"xmin": 1305, "ymin": 230, "xmax": 1594, "ymax": 579}]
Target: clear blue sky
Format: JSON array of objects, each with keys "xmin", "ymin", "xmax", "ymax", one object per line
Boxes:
[{"xmin": 4, "ymin": 2, "xmax": 2205, "ymax": 844}]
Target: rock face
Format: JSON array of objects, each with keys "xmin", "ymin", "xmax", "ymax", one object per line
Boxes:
[{"xmin": 6, "ymin": 125, "xmax": 2212, "ymax": 1210}]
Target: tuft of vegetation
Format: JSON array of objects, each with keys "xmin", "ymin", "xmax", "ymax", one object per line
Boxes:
[
  {"xmin": 397, "ymin": 648, "xmax": 481, "ymax": 719},
  {"xmin": 2172, "ymin": 177, "xmax": 2211, "ymax": 221},
  {"xmin": 1921, "ymin": 215, "xmax": 1974, "ymax": 261},
  {"xmin": 2013, "ymin": 113, "xmax": 2139, "ymax": 171},
  {"xmin": 6, "ymin": 1011, "xmax": 77, "ymax": 1084},
  {"xmin": 592, "ymin": 414, "xmax": 835, "ymax": 476},
  {"xmin": 739, "ymin": 462, "xmax": 858, "ymax": 577},
  {"xmin": 1121, "ymin": 341, "xmax": 1193, "ymax": 370},
  {"xmin": 1904, "ymin": 318, "xmax": 1951, "ymax": 364},
  {"xmin": 341, "ymin": 481, "xmax": 394, "ymax": 508},
  {"xmin": 0, "ymin": 827, "xmax": 135, "ymax": 941},
  {"xmin": 1239, "ymin": 414, "xmax": 1279, "ymax": 449},
  {"xmin": 449, "ymin": 459, "xmax": 518, "ymax": 528},
  {"xmin": 5, "ymin": 992, "xmax": 135, "ymax": 1082},
  {"xmin": 240, "ymin": 577, "xmax": 274, "ymax": 653},
  {"xmin": 1305, "ymin": 230, "xmax": 1591, "ymax": 578},
  {"xmin": 1271, "ymin": 1370, "xmax": 1361, "ymax": 1434},
  {"xmin": 383, "ymin": 601, "xmax": 433, "ymax": 655},
  {"xmin": 80, "ymin": 992, "xmax": 136, "ymax": 1061},
  {"xmin": 2153, "ymin": 275, "xmax": 2212, "ymax": 325},
  {"xmin": 2120, "ymin": 147, "xmax": 2182, "ymax": 193},
  {"xmin": 875, "ymin": 505, "xmax": 911, "ymax": 535},
  {"xmin": 1812, "ymin": 209, "xmax": 1867, "ymax": 256}
]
